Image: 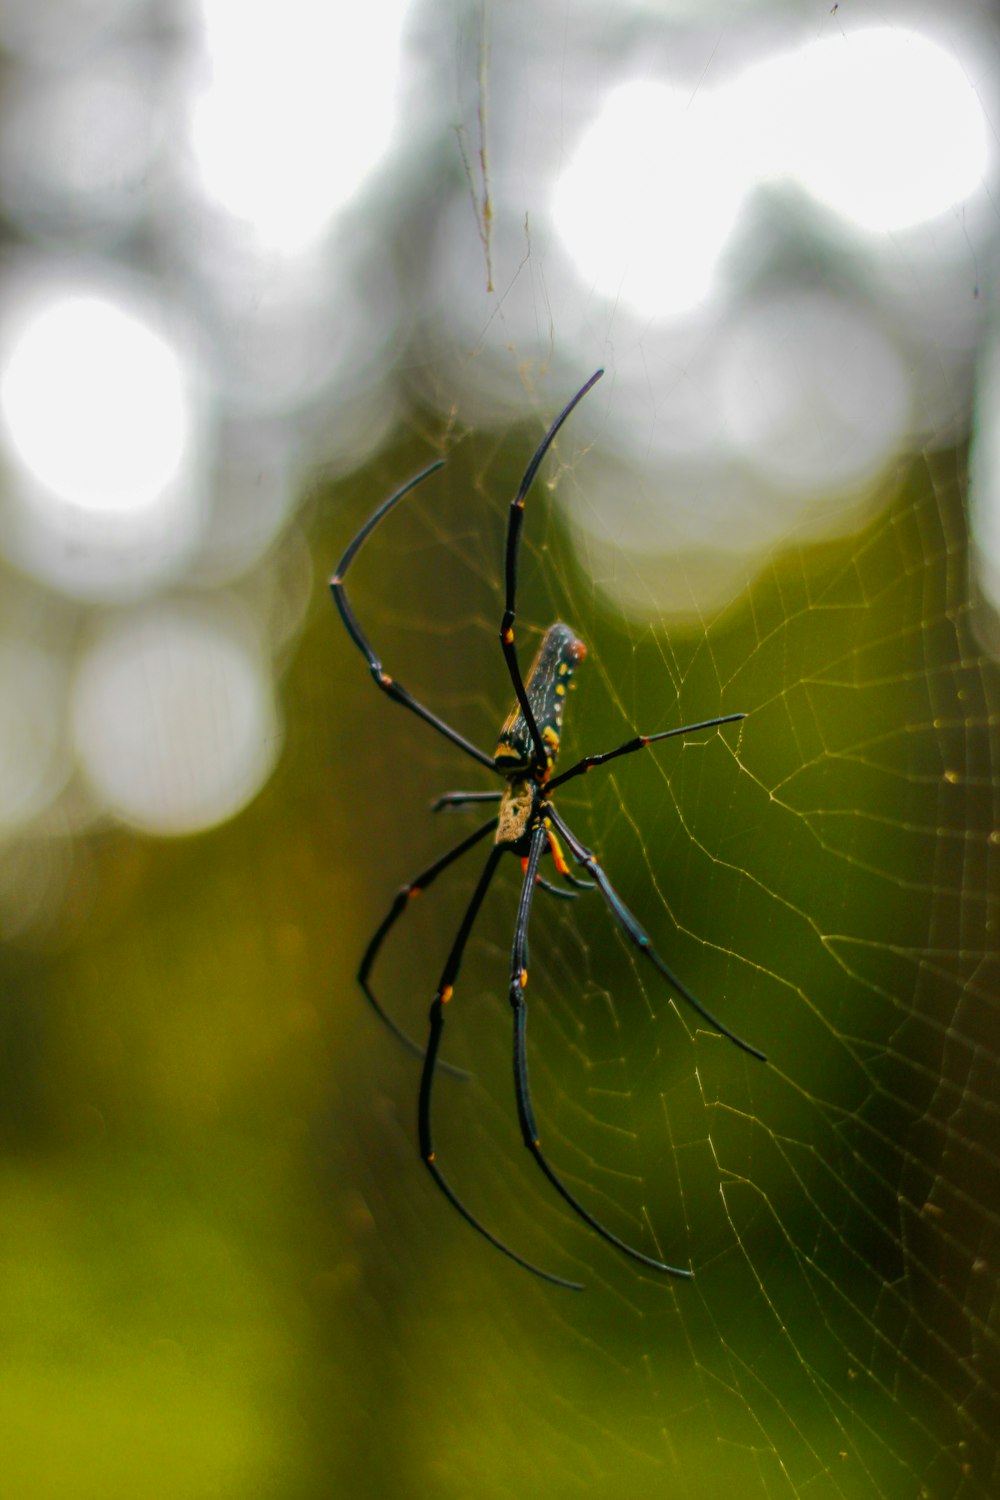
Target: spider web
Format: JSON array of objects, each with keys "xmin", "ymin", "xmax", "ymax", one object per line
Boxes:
[
  {"xmin": 324, "ymin": 397, "xmax": 997, "ymax": 1498},
  {"xmin": 316, "ymin": 10, "xmax": 998, "ymax": 1495}
]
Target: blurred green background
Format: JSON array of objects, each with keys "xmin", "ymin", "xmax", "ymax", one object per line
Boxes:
[
  {"xmin": 1, "ymin": 418, "xmax": 996, "ymax": 1498},
  {"xmin": 1, "ymin": 1, "xmax": 999, "ymax": 1496}
]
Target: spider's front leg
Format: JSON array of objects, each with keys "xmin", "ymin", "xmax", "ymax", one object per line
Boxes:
[
  {"xmin": 330, "ymin": 462, "xmax": 497, "ymax": 771},
  {"xmin": 546, "ymin": 712, "xmax": 748, "ymax": 793},
  {"xmin": 499, "ymin": 370, "xmax": 604, "ymax": 770}
]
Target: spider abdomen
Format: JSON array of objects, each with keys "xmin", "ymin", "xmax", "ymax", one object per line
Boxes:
[{"xmin": 493, "ymin": 622, "xmax": 586, "ymax": 774}]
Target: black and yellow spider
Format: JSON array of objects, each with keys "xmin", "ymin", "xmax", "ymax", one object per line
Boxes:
[{"xmin": 331, "ymin": 369, "xmax": 765, "ymax": 1290}]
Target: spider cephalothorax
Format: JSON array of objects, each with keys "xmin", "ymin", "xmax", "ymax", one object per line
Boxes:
[
  {"xmin": 495, "ymin": 623, "xmax": 584, "ymax": 856},
  {"xmin": 331, "ymin": 369, "xmax": 765, "ymax": 1290}
]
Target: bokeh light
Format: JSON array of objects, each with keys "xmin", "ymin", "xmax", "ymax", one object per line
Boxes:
[
  {"xmin": 422, "ymin": 12, "xmax": 993, "ymax": 619},
  {"xmin": 778, "ymin": 27, "xmax": 990, "ymax": 233},
  {"xmin": 715, "ymin": 290, "xmax": 911, "ymax": 501},
  {"xmin": 553, "ymin": 80, "xmax": 750, "ymax": 320},
  {"xmin": 0, "ymin": 279, "xmax": 207, "ymax": 601},
  {"xmin": 189, "ymin": 0, "xmax": 412, "ymax": 252},
  {"xmin": 70, "ymin": 603, "xmax": 280, "ymax": 837},
  {"xmin": 2, "ymin": 295, "xmax": 188, "ymax": 513}
]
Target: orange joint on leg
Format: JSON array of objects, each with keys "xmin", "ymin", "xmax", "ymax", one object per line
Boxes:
[
  {"xmin": 503, "ymin": 627, "xmax": 514, "ymax": 645},
  {"xmin": 546, "ymin": 830, "xmax": 570, "ymax": 877},
  {"xmin": 407, "ymin": 886, "xmax": 420, "ymax": 900},
  {"xmin": 519, "ymin": 968, "xmax": 528, "ymax": 989},
  {"xmin": 440, "ymin": 985, "xmax": 453, "ymax": 1004}
]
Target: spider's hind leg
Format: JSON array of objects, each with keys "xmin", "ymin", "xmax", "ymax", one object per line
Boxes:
[
  {"xmin": 545, "ymin": 806, "xmax": 766, "ymax": 1063},
  {"xmin": 418, "ymin": 842, "xmax": 583, "ymax": 1291},
  {"xmin": 509, "ymin": 825, "xmax": 692, "ymax": 1278}
]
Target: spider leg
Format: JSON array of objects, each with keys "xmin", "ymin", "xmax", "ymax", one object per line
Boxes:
[
  {"xmin": 431, "ymin": 790, "xmax": 504, "ymax": 813},
  {"xmin": 499, "ymin": 370, "xmax": 604, "ymax": 768},
  {"xmin": 547, "ymin": 713, "xmax": 747, "ymax": 793},
  {"xmin": 331, "ymin": 463, "xmax": 497, "ymax": 772},
  {"xmin": 510, "ymin": 826, "xmax": 692, "ymax": 1278},
  {"xmin": 545, "ymin": 825, "xmax": 594, "ymax": 892},
  {"xmin": 359, "ymin": 818, "xmax": 498, "ymax": 1079},
  {"xmin": 546, "ymin": 807, "xmax": 766, "ymax": 1063},
  {"xmin": 536, "ymin": 874, "xmax": 579, "ymax": 901},
  {"xmin": 419, "ymin": 844, "xmax": 583, "ymax": 1290},
  {"xmin": 518, "ymin": 845, "xmax": 584, "ymax": 902}
]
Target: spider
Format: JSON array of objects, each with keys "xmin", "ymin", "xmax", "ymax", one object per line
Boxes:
[{"xmin": 330, "ymin": 368, "xmax": 765, "ymax": 1290}]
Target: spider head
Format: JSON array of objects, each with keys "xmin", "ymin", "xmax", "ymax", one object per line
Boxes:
[{"xmin": 494, "ymin": 622, "xmax": 586, "ymax": 776}]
